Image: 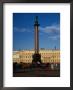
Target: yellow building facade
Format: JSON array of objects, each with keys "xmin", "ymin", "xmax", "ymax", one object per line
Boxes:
[{"xmin": 13, "ymin": 49, "xmax": 60, "ymax": 64}]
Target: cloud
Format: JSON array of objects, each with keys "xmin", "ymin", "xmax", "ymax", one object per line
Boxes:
[
  {"xmin": 48, "ymin": 35, "xmax": 60, "ymax": 40},
  {"xmin": 13, "ymin": 27, "xmax": 33, "ymax": 33},
  {"xmin": 14, "ymin": 24, "xmax": 60, "ymax": 40},
  {"xmin": 14, "ymin": 27, "xmax": 26, "ymax": 32},
  {"xmin": 39, "ymin": 24, "xmax": 60, "ymax": 40},
  {"xmin": 39, "ymin": 24, "xmax": 60, "ymax": 34}
]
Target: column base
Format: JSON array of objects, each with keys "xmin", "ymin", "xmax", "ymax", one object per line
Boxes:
[{"xmin": 32, "ymin": 53, "xmax": 42, "ymax": 67}]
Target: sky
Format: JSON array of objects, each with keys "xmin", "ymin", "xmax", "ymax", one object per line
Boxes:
[{"xmin": 13, "ymin": 13, "xmax": 60, "ymax": 50}]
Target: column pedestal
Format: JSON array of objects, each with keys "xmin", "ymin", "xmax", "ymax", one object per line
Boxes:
[{"xmin": 32, "ymin": 54, "xmax": 42, "ymax": 67}]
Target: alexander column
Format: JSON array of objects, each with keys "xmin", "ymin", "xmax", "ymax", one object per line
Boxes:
[{"xmin": 32, "ymin": 16, "xmax": 41, "ymax": 66}]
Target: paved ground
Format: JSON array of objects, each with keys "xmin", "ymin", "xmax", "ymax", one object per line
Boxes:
[{"xmin": 13, "ymin": 68, "xmax": 60, "ymax": 77}]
